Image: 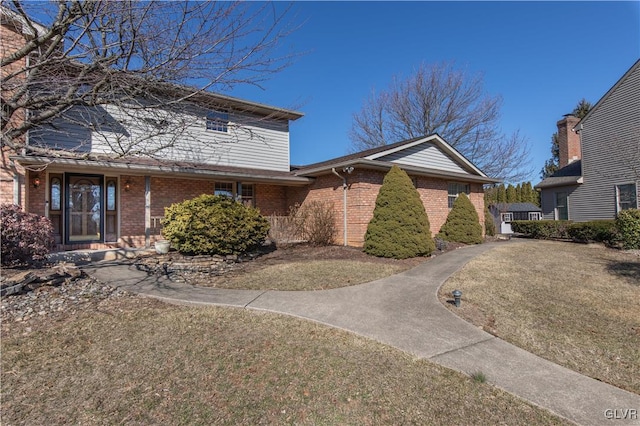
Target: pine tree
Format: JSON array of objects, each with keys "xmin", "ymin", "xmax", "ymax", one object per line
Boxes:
[
  {"xmin": 497, "ymin": 184, "xmax": 507, "ymax": 203},
  {"xmin": 438, "ymin": 193, "xmax": 483, "ymax": 244},
  {"xmin": 515, "ymin": 183, "xmax": 522, "ymax": 203},
  {"xmin": 364, "ymin": 165, "xmax": 435, "ymax": 258},
  {"xmin": 506, "ymin": 184, "xmax": 517, "ymax": 203}
]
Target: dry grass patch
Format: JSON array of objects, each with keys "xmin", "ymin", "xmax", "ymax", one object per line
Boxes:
[
  {"xmin": 440, "ymin": 240, "xmax": 640, "ymax": 394},
  {"xmin": 2, "ymin": 298, "xmax": 568, "ymax": 425},
  {"xmin": 219, "ymin": 260, "xmax": 405, "ymax": 290}
]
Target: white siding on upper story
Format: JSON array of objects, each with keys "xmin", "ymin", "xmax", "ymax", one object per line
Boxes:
[
  {"xmin": 28, "ymin": 101, "xmax": 292, "ymax": 172},
  {"xmin": 569, "ymin": 62, "xmax": 640, "ymax": 221},
  {"xmin": 371, "ymin": 142, "xmax": 468, "ymax": 174}
]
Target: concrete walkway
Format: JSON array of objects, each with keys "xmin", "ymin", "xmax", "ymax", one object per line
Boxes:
[{"xmin": 83, "ymin": 243, "xmax": 640, "ymax": 426}]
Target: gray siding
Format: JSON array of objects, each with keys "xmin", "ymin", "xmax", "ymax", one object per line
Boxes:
[
  {"xmin": 570, "ymin": 62, "xmax": 640, "ymax": 220},
  {"xmin": 373, "ymin": 142, "xmax": 468, "ymax": 174},
  {"xmin": 29, "ymin": 103, "xmax": 292, "ymax": 172},
  {"xmin": 540, "ymin": 185, "xmax": 580, "ymax": 220}
]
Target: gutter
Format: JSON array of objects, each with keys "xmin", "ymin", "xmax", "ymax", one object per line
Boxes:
[{"xmin": 331, "ymin": 168, "xmax": 348, "ymax": 246}]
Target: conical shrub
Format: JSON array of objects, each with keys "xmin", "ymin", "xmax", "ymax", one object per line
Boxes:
[
  {"xmin": 364, "ymin": 165, "xmax": 435, "ymax": 258},
  {"xmin": 438, "ymin": 192, "xmax": 483, "ymax": 244}
]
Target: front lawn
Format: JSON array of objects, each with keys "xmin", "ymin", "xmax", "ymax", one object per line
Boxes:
[
  {"xmin": 440, "ymin": 240, "xmax": 640, "ymax": 395},
  {"xmin": 1, "ymin": 297, "xmax": 567, "ymax": 425}
]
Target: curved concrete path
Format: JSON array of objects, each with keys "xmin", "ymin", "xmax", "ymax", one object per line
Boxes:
[{"xmin": 83, "ymin": 243, "xmax": 640, "ymax": 426}]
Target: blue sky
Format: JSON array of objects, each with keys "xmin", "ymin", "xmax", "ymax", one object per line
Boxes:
[{"xmin": 229, "ymin": 1, "xmax": 640, "ymax": 183}]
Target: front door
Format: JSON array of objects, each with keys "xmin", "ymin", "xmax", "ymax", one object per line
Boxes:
[{"xmin": 67, "ymin": 175, "xmax": 103, "ymax": 242}]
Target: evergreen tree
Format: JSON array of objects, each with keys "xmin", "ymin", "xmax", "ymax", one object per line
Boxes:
[
  {"xmin": 364, "ymin": 165, "xmax": 435, "ymax": 258},
  {"xmin": 506, "ymin": 184, "xmax": 517, "ymax": 203},
  {"xmin": 438, "ymin": 193, "xmax": 483, "ymax": 244},
  {"xmin": 515, "ymin": 183, "xmax": 522, "ymax": 203},
  {"xmin": 497, "ymin": 184, "xmax": 507, "ymax": 203}
]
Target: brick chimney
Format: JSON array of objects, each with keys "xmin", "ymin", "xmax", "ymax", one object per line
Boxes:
[{"xmin": 557, "ymin": 115, "xmax": 581, "ymax": 167}]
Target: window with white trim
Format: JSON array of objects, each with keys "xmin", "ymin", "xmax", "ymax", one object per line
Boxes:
[
  {"xmin": 555, "ymin": 192, "xmax": 568, "ymax": 220},
  {"xmin": 206, "ymin": 110, "xmax": 229, "ymax": 132},
  {"xmin": 239, "ymin": 183, "xmax": 254, "ymax": 207},
  {"xmin": 448, "ymin": 182, "xmax": 470, "ymax": 208},
  {"xmin": 500, "ymin": 212, "xmax": 513, "ymax": 223},
  {"xmin": 528, "ymin": 212, "xmax": 542, "ymax": 221},
  {"xmin": 616, "ymin": 183, "xmax": 638, "ymax": 212}
]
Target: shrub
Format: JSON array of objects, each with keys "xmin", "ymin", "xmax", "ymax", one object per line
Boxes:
[
  {"xmin": 296, "ymin": 200, "xmax": 336, "ymax": 245},
  {"xmin": 161, "ymin": 194, "xmax": 270, "ymax": 255},
  {"xmin": 616, "ymin": 209, "xmax": 640, "ymax": 250},
  {"xmin": 1, "ymin": 204, "xmax": 54, "ymax": 266},
  {"xmin": 484, "ymin": 206, "xmax": 496, "ymax": 237},
  {"xmin": 511, "ymin": 220, "xmax": 572, "ymax": 239},
  {"xmin": 567, "ymin": 220, "xmax": 618, "ymax": 244},
  {"xmin": 437, "ymin": 193, "xmax": 483, "ymax": 244},
  {"xmin": 364, "ymin": 165, "xmax": 435, "ymax": 259}
]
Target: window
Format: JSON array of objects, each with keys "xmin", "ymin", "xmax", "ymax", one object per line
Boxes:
[
  {"xmin": 206, "ymin": 110, "xmax": 229, "ymax": 132},
  {"xmin": 501, "ymin": 212, "xmax": 513, "ymax": 223},
  {"xmin": 214, "ymin": 182, "xmax": 234, "ymax": 197},
  {"xmin": 617, "ymin": 183, "xmax": 638, "ymax": 212},
  {"xmin": 239, "ymin": 183, "xmax": 254, "ymax": 206},
  {"xmin": 528, "ymin": 212, "xmax": 542, "ymax": 221},
  {"xmin": 448, "ymin": 183, "xmax": 470, "ymax": 208},
  {"xmin": 50, "ymin": 177, "xmax": 62, "ymax": 211},
  {"xmin": 555, "ymin": 192, "xmax": 568, "ymax": 220}
]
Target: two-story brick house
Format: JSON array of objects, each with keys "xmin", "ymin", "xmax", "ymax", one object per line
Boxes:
[
  {"xmin": 536, "ymin": 59, "xmax": 640, "ymax": 220},
  {"xmin": 2, "ymin": 7, "xmax": 497, "ymax": 251}
]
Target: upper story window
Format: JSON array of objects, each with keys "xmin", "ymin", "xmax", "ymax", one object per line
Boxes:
[
  {"xmin": 448, "ymin": 182, "xmax": 470, "ymax": 208},
  {"xmin": 206, "ymin": 110, "xmax": 229, "ymax": 132},
  {"xmin": 617, "ymin": 183, "xmax": 638, "ymax": 212}
]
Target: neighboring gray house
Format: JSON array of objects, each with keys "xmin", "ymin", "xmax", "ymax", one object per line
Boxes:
[{"xmin": 536, "ymin": 59, "xmax": 640, "ymax": 221}]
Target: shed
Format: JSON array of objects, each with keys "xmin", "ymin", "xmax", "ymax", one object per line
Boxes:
[{"xmin": 489, "ymin": 202, "xmax": 543, "ymax": 234}]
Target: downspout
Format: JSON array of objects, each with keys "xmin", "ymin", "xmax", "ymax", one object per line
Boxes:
[{"xmin": 331, "ymin": 168, "xmax": 348, "ymax": 246}]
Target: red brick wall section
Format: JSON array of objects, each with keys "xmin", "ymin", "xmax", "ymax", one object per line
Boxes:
[
  {"xmin": 288, "ymin": 170, "xmax": 486, "ymax": 247},
  {"xmin": 119, "ymin": 175, "xmax": 147, "ymax": 247},
  {"xmin": 26, "ymin": 170, "xmax": 46, "ymax": 216},
  {"xmin": 150, "ymin": 177, "xmax": 213, "ymax": 217},
  {"xmin": 1, "ymin": 22, "xmax": 28, "ymax": 209},
  {"xmin": 255, "ymin": 184, "xmax": 287, "ymax": 216}
]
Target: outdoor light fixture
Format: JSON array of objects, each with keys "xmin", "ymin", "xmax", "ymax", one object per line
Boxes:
[
  {"xmin": 32, "ymin": 175, "xmax": 41, "ymax": 189},
  {"xmin": 452, "ymin": 289, "xmax": 462, "ymax": 308},
  {"xmin": 124, "ymin": 179, "xmax": 132, "ymax": 192}
]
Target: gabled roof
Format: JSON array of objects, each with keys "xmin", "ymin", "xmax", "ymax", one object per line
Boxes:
[
  {"xmin": 535, "ymin": 160, "xmax": 582, "ymax": 189},
  {"xmin": 491, "ymin": 202, "xmax": 542, "ymax": 213},
  {"xmin": 577, "ymin": 59, "xmax": 640, "ymax": 129},
  {"xmin": 293, "ymin": 134, "xmax": 498, "ymax": 183}
]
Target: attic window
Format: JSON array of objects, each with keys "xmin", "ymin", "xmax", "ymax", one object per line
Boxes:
[{"xmin": 206, "ymin": 110, "xmax": 229, "ymax": 132}]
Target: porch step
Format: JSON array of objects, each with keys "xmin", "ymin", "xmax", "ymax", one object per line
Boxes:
[{"xmin": 47, "ymin": 247, "xmax": 156, "ymax": 265}]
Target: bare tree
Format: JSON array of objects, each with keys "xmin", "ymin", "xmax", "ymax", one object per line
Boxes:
[
  {"xmin": 1, "ymin": 0, "xmax": 298, "ymax": 157},
  {"xmin": 349, "ymin": 62, "xmax": 531, "ymax": 182}
]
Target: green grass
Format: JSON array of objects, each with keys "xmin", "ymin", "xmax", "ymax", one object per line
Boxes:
[{"xmin": 1, "ymin": 298, "xmax": 568, "ymax": 425}]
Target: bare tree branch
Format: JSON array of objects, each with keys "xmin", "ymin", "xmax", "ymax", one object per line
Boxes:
[
  {"xmin": 349, "ymin": 62, "xmax": 532, "ymax": 182},
  {"xmin": 1, "ymin": 0, "xmax": 299, "ymax": 156}
]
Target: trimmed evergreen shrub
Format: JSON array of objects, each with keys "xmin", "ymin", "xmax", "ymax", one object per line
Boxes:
[
  {"xmin": 616, "ymin": 209, "xmax": 640, "ymax": 250},
  {"xmin": 484, "ymin": 206, "xmax": 496, "ymax": 237},
  {"xmin": 161, "ymin": 194, "xmax": 270, "ymax": 255},
  {"xmin": 364, "ymin": 165, "xmax": 435, "ymax": 259},
  {"xmin": 567, "ymin": 220, "xmax": 618, "ymax": 244},
  {"xmin": 511, "ymin": 220, "xmax": 572, "ymax": 239},
  {"xmin": 1, "ymin": 204, "xmax": 54, "ymax": 266},
  {"xmin": 437, "ymin": 193, "xmax": 483, "ymax": 244}
]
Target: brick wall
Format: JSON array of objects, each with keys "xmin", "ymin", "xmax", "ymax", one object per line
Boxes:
[
  {"xmin": 287, "ymin": 169, "xmax": 486, "ymax": 247},
  {"xmin": 1, "ymin": 21, "xmax": 27, "ymax": 208},
  {"xmin": 255, "ymin": 184, "xmax": 287, "ymax": 215}
]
